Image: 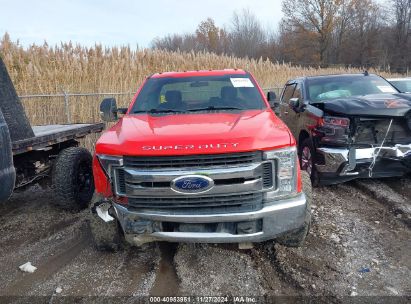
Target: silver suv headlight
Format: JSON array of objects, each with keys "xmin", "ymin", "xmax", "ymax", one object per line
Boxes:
[
  {"xmin": 96, "ymin": 154, "xmax": 123, "ymax": 178},
  {"xmin": 263, "ymin": 146, "xmax": 298, "ymax": 200}
]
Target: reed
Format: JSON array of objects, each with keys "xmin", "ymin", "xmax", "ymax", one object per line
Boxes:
[{"xmin": 0, "ymin": 34, "xmax": 398, "ymax": 148}]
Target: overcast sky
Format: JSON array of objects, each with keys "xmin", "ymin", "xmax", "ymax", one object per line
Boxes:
[{"xmin": 0, "ymin": 0, "xmax": 283, "ymax": 48}]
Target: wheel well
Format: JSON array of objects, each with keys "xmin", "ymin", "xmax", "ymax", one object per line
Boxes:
[{"xmin": 12, "ymin": 139, "xmax": 79, "ymax": 189}]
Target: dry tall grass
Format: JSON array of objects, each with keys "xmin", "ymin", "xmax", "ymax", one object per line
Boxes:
[{"xmin": 0, "ymin": 34, "xmax": 397, "ymax": 129}]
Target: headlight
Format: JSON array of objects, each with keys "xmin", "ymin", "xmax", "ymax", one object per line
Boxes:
[
  {"xmin": 316, "ymin": 115, "xmax": 350, "ymax": 144},
  {"xmin": 96, "ymin": 154, "xmax": 123, "ymax": 178},
  {"xmin": 263, "ymin": 146, "xmax": 298, "ymax": 200}
]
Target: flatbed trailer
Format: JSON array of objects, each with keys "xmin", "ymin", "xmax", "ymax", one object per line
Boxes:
[
  {"xmin": 0, "ymin": 57, "xmax": 103, "ymax": 210},
  {"xmin": 12, "ymin": 124, "xmax": 103, "ymax": 155}
]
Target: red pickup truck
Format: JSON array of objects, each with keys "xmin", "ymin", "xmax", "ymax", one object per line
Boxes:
[{"xmin": 90, "ymin": 69, "xmax": 311, "ymax": 250}]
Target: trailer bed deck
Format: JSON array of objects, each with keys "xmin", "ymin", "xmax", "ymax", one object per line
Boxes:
[{"xmin": 12, "ymin": 123, "xmax": 104, "ymax": 155}]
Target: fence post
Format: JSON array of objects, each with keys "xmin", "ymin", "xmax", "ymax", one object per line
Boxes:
[{"xmin": 63, "ymin": 90, "xmax": 71, "ymax": 123}]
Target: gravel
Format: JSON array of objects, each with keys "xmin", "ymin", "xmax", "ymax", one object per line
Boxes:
[{"xmin": 0, "ymin": 175, "xmax": 409, "ymax": 298}]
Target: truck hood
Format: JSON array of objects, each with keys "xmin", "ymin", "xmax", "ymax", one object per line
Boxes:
[
  {"xmin": 96, "ymin": 109, "xmax": 293, "ymax": 156},
  {"xmin": 320, "ymin": 93, "xmax": 411, "ymax": 117}
]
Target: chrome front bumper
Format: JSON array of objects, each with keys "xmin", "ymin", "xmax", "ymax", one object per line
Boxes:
[
  {"xmin": 315, "ymin": 144, "xmax": 411, "ymax": 176},
  {"xmin": 112, "ymin": 193, "xmax": 307, "ymax": 245}
]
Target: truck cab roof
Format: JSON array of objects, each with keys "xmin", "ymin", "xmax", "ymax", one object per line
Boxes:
[
  {"xmin": 288, "ymin": 73, "xmax": 378, "ymax": 83},
  {"xmin": 150, "ymin": 69, "xmax": 247, "ymax": 79}
]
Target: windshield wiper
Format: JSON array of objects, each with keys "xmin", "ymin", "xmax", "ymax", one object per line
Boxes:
[
  {"xmin": 187, "ymin": 106, "xmax": 246, "ymax": 112},
  {"xmin": 133, "ymin": 108, "xmax": 185, "ymax": 114}
]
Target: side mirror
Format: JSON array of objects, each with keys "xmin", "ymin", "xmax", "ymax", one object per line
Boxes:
[
  {"xmin": 267, "ymin": 91, "xmax": 280, "ymax": 114},
  {"xmin": 289, "ymin": 97, "xmax": 306, "ymax": 113},
  {"xmin": 267, "ymin": 91, "xmax": 277, "ymax": 102},
  {"xmin": 100, "ymin": 98, "xmax": 118, "ymax": 122},
  {"xmin": 289, "ymin": 97, "xmax": 299, "ymax": 109},
  {"xmin": 117, "ymin": 108, "xmax": 128, "ymax": 115}
]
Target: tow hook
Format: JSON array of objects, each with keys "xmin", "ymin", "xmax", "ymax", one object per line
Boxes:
[
  {"xmin": 94, "ymin": 202, "xmax": 114, "ymax": 222},
  {"xmin": 239, "ymin": 242, "xmax": 254, "ymax": 250}
]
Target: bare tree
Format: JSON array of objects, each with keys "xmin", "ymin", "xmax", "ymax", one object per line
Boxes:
[
  {"xmin": 195, "ymin": 18, "xmax": 229, "ymax": 54},
  {"xmin": 282, "ymin": 0, "xmax": 341, "ymax": 63},
  {"xmin": 151, "ymin": 33, "xmax": 200, "ymax": 52},
  {"xmin": 230, "ymin": 9, "xmax": 267, "ymax": 58},
  {"xmin": 149, "ymin": 2, "xmax": 410, "ymax": 73},
  {"xmin": 344, "ymin": 0, "xmax": 383, "ymax": 65},
  {"xmin": 392, "ymin": 0, "xmax": 411, "ymax": 70}
]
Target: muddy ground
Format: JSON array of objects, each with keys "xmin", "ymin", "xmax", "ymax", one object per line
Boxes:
[{"xmin": 0, "ymin": 176, "xmax": 410, "ymax": 303}]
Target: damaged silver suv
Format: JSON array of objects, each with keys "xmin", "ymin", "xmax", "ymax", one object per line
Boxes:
[{"xmin": 275, "ymin": 73, "xmax": 411, "ymax": 186}]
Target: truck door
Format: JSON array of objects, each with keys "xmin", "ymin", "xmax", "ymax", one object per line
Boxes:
[
  {"xmin": 287, "ymin": 82, "xmax": 303, "ymax": 139},
  {"xmin": 279, "ymin": 83, "xmax": 296, "ymax": 133}
]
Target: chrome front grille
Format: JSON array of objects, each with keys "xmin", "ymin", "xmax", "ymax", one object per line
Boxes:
[
  {"xmin": 128, "ymin": 193, "xmax": 263, "ymax": 213},
  {"xmin": 114, "ymin": 152, "xmax": 274, "ymax": 212},
  {"xmin": 123, "ymin": 151, "xmax": 263, "ymax": 169}
]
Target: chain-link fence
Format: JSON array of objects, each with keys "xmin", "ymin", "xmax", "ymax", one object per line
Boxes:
[
  {"xmin": 19, "ymin": 92, "xmax": 134, "ymax": 125},
  {"xmin": 18, "ymin": 87, "xmax": 283, "ymax": 151},
  {"xmin": 19, "ymin": 87, "xmax": 283, "ymax": 126}
]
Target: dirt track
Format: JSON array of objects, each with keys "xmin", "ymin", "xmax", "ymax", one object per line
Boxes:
[{"xmin": 0, "ymin": 176, "xmax": 409, "ymax": 302}]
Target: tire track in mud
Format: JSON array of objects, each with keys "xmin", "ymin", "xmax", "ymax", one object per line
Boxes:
[
  {"xmin": 0, "ymin": 186, "xmax": 53, "ymax": 218},
  {"xmin": 149, "ymin": 243, "xmax": 181, "ymax": 296},
  {"xmin": 21, "ymin": 237, "xmax": 161, "ymax": 298},
  {"xmin": 118, "ymin": 246, "xmax": 160, "ymax": 296},
  {"xmin": 0, "ymin": 207, "xmax": 88, "ymax": 292},
  {"xmin": 2, "ymin": 233, "xmax": 89, "ymax": 296},
  {"xmin": 173, "ymin": 243, "xmax": 268, "ymax": 296},
  {"xmin": 353, "ymin": 177, "xmax": 410, "ymax": 227},
  {"xmin": 1, "ymin": 182, "xmax": 409, "ymax": 298},
  {"xmin": 0, "ymin": 215, "xmax": 82, "ymax": 253},
  {"xmin": 249, "ymin": 245, "xmax": 302, "ymax": 296},
  {"xmin": 271, "ymin": 183, "xmax": 410, "ymax": 298},
  {"xmin": 384, "ymin": 177, "xmax": 411, "ymax": 199},
  {"xmin": 0, "ymin": 188, "xmax": 162, "ymax": 298}
]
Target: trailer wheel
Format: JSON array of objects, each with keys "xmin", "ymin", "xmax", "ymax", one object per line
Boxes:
[
  {"xmin": 52, "ymin": 147, "xmax": 94, "ymax": 211},
  {"xmin": 89, "ymin": 199, "xmax": 124, "ymax": 252},
  {"xmin": 276, "ymin": 171, "xmax": 312, "ymax": 247}
]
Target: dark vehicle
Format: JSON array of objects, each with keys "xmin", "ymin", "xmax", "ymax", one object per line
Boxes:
[
  {"xmin": 387, "ymin": 78, "xmax": 411, "ymax": 93},
  {"xmin": 273, "ymin": 73, "xmax": 411, "ymax": 186},
  {"xmin": 0, "ymin": 58, "xmax": 103, "ymax": 209}
]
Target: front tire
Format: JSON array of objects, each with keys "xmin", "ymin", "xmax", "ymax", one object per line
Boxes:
[
  {"xmin": 89, "ymin": 199, "xmax": 124, "ymax": 252},
  {"xmin": 299, "ymin": 138, "xmax": 320, "ymax": 187},
  {"xmin": 276, "ymin": 171, "xmax": 312, "ymax": 247},
  {"xmin": 52, "ymin": 147, "xmax": 94, "ymax": 211}
]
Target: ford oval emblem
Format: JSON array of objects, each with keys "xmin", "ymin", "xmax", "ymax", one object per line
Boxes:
[{"xmin": 171, "ymin": 175, "xmax": 214, "ymax": 194}]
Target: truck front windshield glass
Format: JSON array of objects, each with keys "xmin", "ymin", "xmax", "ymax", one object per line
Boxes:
[
  {"xmin": 307, "ymin": 75, "xmax": 399, "ymax": 102},
  {"xmin": 389, "ymin": 79, "xmax": 411, "ymax": 93},
  {"xmin": 131, "ymin": 74, "xmax": 266, "ymax": 113}
]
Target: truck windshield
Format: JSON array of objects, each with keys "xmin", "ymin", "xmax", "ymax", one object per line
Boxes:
[
  {"xmin": 131, "ymin": 74, "xmax": 266, "ymax": 114},
  {"xmin": 307, "ymin": 75, "xmax": 399, "ymax": 102},
  {"xmin": 389, "ymin": 79, "xmax": 411, "ymax": 93}
]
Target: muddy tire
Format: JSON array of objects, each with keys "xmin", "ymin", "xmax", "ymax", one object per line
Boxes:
[
  {"xmin": 299, "ymin": 138, "xmax": 320, "ymax": 187},
  {"xmin": 89, "ymin": 200, "xmax": 124, "ymax": 252},
  {"xmin": 52, "ymin": 147, "xmax": 94, "ymax": 211},
  {"xmin": 276, "ymin": 171, "xmax": 312, "ymax": 247},
  {"xmin": 0, "ymin": 110, "xmax": 15, "ymax": 203}
]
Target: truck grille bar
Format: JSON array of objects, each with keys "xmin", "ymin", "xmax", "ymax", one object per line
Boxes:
[
  {"xmin": 123, "ymin": 151, "xmax": 263, "ymax": 169},
  {"xmin": 128, "ymin": 193, "xmax": 263, "ymax": 213}
]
